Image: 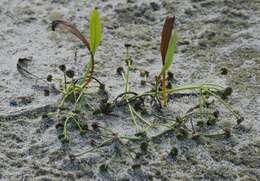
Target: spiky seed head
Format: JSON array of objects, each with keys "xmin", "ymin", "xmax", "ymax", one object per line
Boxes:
[
  {"xmin": 116, "ymin": 67, "xmax": 124, "ymax": 75},
  {"xmin": 223, "ymin": 87, "xmax": 233, "ymax": 97},
  {"xmin": 44, "ymin": 89, "xmax": 50, "ymax": 96},
  {"xmin": 140, "ymin": 80, "xmax": 146, "ymax": 86},
  {"xmin": 91, "ymin": 122, "xmax": 99, "ymax": 130},
  {"xmin": 169, "ymin": 147, "xmax": 178, "ymax": 158},
  {"xmin": 59, "ymin": 64, "xmax": 66, "ymax": 72},
  {"xmin": 220, "ymin": 67, "xmax": 228, "ymax": 75},
  {"xmin": 65, "ymin": 69, "xmax": 75, "ymax": 78},
  {"xmin": 140, "ymin": 142, "xmax": 149, "ymax": 152},
  {"xmin": 213, "ymin": 110, "xmax": 220, "ymax": 118},
  {"xmin": 237, "ymin": 117, "xmax": 244, "ymax": 124},
  {"xmin": 167, "ymin": 71, "xmax": 174, "ymax": 80},
  {"xmin": 124, "ymin": 43, "xmax": 132, "ymax": 48},
  {"xmin": 47, "ymin": 75, "xmax": 53, "ymax": 82}
]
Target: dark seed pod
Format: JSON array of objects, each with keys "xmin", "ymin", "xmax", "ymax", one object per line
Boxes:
[
  {"xmin": 169, "ymin": 147, "xmax": 178, "ymax": 158},
  {"xmin": 176, "ymin": 128, "xmax": 188, "ymax": 140},
  {"xmin": 213, "ymin": 110, "xmax": 220, "ymax": 118},
  {"xmin": 90, "ymin": 139, "xmax": 96, "ymax": 146},
  {"xmin": 140, "ymin": 80, "xmax": 146, "ymax": 86},
  {"xmin": 91, "ymin": 122, "xmax": 99, "ymax": 130},
  {"xmin": 207, "ymin": 116, "xmax": 217, "ymax": 126},
  {"xmin": 47, "ymin": 75, "xmax": 53, "ymax": 82},
  {"xmin": 197, "ymin": 120, "xmax": 204, "ymax": 127},
  {"xmin": 65, "ymin": 69, "xmax": 75, "ymax": 78},
  {"xmin": 223, "ymin": 87, "xmax": 233, "ymax": 97},
  {"xmin": 99, "ymin": 83, "xmax": 105, "ymax": 91},
  {"xmin": 82, "ymin": 124, "xmax": 88, "ymax": 131},
  {"xmin": 124, "ymin": 43, "xmax": 132, "ymax": 48},
  {"xmin": 140, "ymin": 142, "xmax": 148, "ymax": 152},
  {"xmin": 59, "ymin": 64, "xmax": 66, "ymax": 72},
  {"xmin": 55, "ymin": 122, "xmax": 64, "ymax": 129},
  {"xmin": 166, "ymin": 82, "xmax": 172, "ymax": 89},
  {"xmin": 99, "ymin": 164, "xmax": 108, "ymax": 173},
  {"xmin": 58, "ymin": 133, "xmax": 65, "ymax": 140},
  {"xmin": 42, "ymin": 114, "xmax": 48, "ymax": 119},
  {"xmin": 220, "ymin": 67, "xmax": 228, "ymax": 75},
  {"xmin": 69, "ymin": 154, "xmax": 76, "ymax": 161},
  {"xmin": 132, "ymin": 164, "xmax": 141, "ymax": 170},
  {"xmin": 44, "ymin": 89, "xmax": 50, "ymax": 96},
  {"xmin": 237, "ymin": 117, "xmax": 244, "ymax": 125},
  {"xmin": 116, "ymin": 67, "xmax": 124, "ymax": 75},
  {"xmin": 167, "ymin": 71, "xmax": 174, "ymax": 81}
]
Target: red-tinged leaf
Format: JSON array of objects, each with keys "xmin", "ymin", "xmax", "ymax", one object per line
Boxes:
[
  {"xmin": 52, "ymin": 20, "xmax": 92, "ymax": 54},
  {"xmin": 160, "ymin": 16, "xmax": 175, "ymax": 64}
]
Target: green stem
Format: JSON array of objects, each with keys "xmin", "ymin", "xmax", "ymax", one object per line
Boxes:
[
  {"xmin": 75, "ymin": 138, "xmax": 113, "ymax": 157},
  {"xmin": 207, "ymin": 90, "xmax": 240, "ymax": 119}
]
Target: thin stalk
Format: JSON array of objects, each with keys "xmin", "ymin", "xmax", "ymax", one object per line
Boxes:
[
  {"xmin": 131, "ymin": 107, "xmax": 151, "ymax": 126},
  {"xmin": 162, "ymin": 73, "xmax": 167, "ymax": 106},
  {"xmin": 118, "ymin": 135, "xmax": 143, "ymax": 141},
  {"xmin": 127, "ymin": 83, "xmax": 224, "ymax": 102},
  {"xmin": 63, "ymin": 73, "xmax": 67, "ymax": 89},
  {"xmin": 63, "ymin": 116, "xmax": 71, "ymax": 139},
  {"xmin": 207, "ymin": 90, "xmax": 240, "ymax": 119},
  {"xmin": 71, "ymin": 116, "xmax": 83, "ymax": 132},
  {"xmin": 75, "ymin": 138, "xmax": 113, "ymax": 157},
  {"xmin": 199, "ymin": 89, "xmax": 204, "ymax": 121},
  {"xmin": 121, "ymin": 70, "xmax": 138, "ymax": 128}
]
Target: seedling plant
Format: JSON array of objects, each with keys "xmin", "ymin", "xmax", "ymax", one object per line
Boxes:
[{"xmin": 44, "ymin": 9, "xmax": 243, "ymax": 157}]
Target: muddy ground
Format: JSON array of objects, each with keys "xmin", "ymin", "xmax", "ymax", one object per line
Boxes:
[{"xmin": 0, "ymin": 0, "xmax": 260, "ymax": 180}]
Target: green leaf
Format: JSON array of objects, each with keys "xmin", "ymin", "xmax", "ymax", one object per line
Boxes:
[
  {"xmin": 160, "ymin": 31, "xmax": 177, "ymax": 74},
  {"xmin": 89, "ymin": 8, "xmax": 102, "ymax": 55}
]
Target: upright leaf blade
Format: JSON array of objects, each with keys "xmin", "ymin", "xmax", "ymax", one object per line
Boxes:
[
  {"xmin": 160, "ymin": 16, "xmax": 175, "ymax": 64},
  {"xmin": 160, "ymin": 31, "xmax": 177, "ymax": 74},
  {"xmin": 52, "ymin": 20, "xmax": 91, "ymax": 53},
  {"xmin": 89, "ymin": 8, "xmax": 102, "ymax": 55}
]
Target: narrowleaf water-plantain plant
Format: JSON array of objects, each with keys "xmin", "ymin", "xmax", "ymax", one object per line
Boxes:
[
  {"xmin": 51, "ymin": 8, "xmax": 102, "ymax": 108},
  {"xmin": 44, "ymin": 10, "xmax": 243, "ymax": 148},
  {"xmin": 47, "ymin": 8, "xmax": 103, "ymax": 142},
  {"xmin": 159, "ymin": 16, "xmax": 177, "ymax": 106}
]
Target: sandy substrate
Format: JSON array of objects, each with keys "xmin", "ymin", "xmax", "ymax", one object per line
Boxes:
[{"xmin": 0, "ymin": 0, "xmax": 260, "ymax": 180}]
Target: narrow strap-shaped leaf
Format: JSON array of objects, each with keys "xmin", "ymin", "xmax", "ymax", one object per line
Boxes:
[
  {"xmin": 89, "ymin": 8, "xmax": 102, "ymax": 55},
  {"xmin": 52, "ymin": 20, "xmax": 92, "ymax": 54},
  {"xmin": 52, "ymin": 19, "xmax": 95, "ymax": 88},
  {"xmin": 160, "ymin": 31, "xmax": 177, "ymax": 74},
  {"xmin": 160, "ymin": 16, "xmax": 175, "ymax": 64}
]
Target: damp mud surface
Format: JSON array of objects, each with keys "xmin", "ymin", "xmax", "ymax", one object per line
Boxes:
[{"xmin": 0, "ymin": 0, "xmax": 260, "ymax": 180}]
